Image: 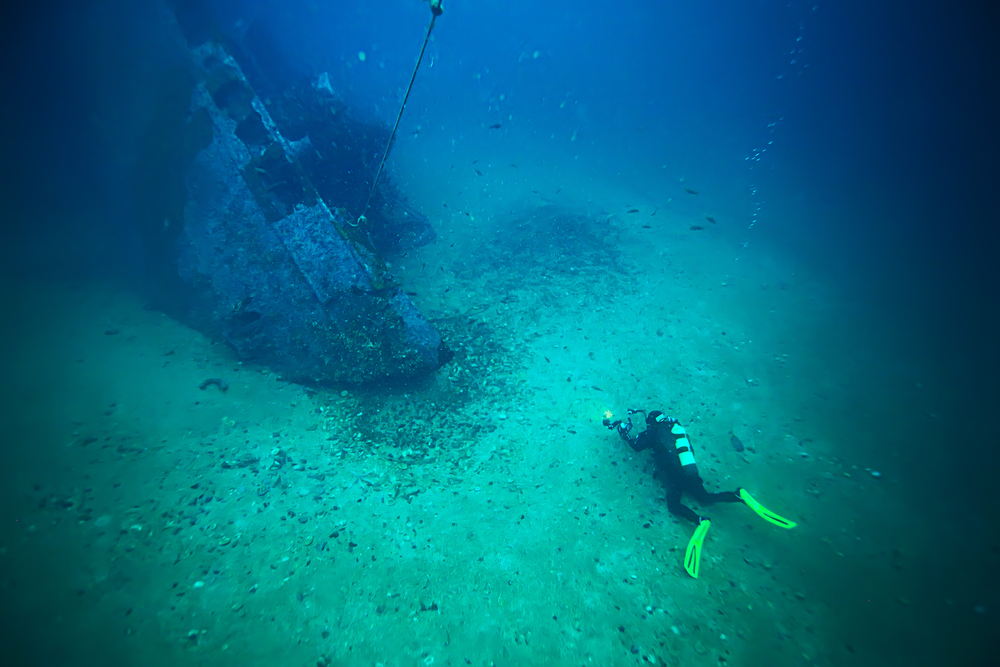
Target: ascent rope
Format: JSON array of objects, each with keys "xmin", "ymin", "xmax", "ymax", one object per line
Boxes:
[{"xmin": 355, "ymin": 0, "xmax": 443, "ymax": 226}]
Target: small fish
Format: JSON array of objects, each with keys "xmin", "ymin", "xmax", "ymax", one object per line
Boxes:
[
  {"xmin": 489, "ymin": 123, "xmax": 502, "ymax": 129},
  {"xmin": 641, "ymin": 224, "xmax": 652, "ymax": 229},
  {"xmin": 627, "ymin": 208, "xmax": 640, "ymax": 213},
  {"xmin": 730, "ymin": 435, "xmax": 745, "ymax": 452},
  {"xmin": 705, "ymin": 216, "xmax": 716, "ymax": 224},
  {"xmin": 685, "ymin": 188, "xmax": 699, "ymax": 195},
  {"xmin": 475, "ymin": 169, "xmax": 483, "ymax": 176},
  {"xmin": 690, "ymin": 225, "xmax": 704, "ymax": 230}
]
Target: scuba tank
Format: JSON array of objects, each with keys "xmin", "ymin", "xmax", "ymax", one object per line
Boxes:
[{"xmin": 648, "ymin": 411, "xmax": 699, "ymax": 477}]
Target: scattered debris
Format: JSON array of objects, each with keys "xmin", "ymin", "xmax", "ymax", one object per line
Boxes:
[{"xmin": 199, "ymin": 377, "xmax": 228, "ymax": 392}]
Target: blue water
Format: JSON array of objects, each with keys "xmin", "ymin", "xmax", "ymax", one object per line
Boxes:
[{"xmin": 1, "ymin": 1, "xmax": 997, "ymax": 666}]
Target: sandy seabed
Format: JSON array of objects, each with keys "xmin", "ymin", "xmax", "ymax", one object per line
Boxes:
[{"xmin": 0, "ymin": 142, "xmax": 986, "ymax": 667}]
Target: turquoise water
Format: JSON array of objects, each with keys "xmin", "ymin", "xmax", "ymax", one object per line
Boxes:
[{"xmin": 1, "ymin": 1, "xmax": 996, "ymax": 666}]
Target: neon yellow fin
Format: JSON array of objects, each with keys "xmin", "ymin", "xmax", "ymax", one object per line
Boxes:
[
  {"xmin": 684, "ymin": 519, "xmax": 711, "ymax": 578},
  {"xmin": 739, "ymin": 489, "xmax": 797, "ymax": 529}
]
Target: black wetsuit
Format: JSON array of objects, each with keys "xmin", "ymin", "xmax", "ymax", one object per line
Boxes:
[{"xmin": 627, "ymin": 419, "xmax": 741, "ymax": 523}]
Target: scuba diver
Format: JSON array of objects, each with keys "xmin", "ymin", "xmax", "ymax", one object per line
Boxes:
[{"xmin": 604, "ymin": 408, "xmax": 796, "ymax": 578}]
